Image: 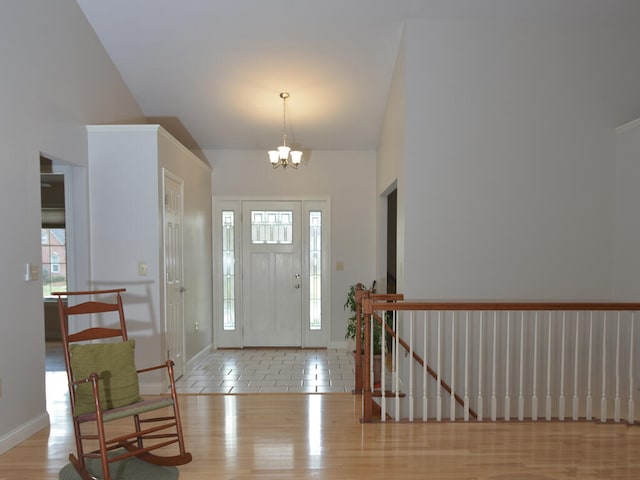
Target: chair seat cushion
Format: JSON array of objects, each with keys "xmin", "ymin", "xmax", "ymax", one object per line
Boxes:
[{"xmin": 70, "ymin": 339, "xmax": 140, "ymax": 415}]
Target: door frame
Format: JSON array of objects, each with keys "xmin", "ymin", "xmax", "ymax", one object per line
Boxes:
[
  {"xmin": 162, "ymin": 169, "xmax": 186, "ymax": 379},
  {"xmin": 213, "ymin": 196, "xmax": 331, "ymax": 349}
]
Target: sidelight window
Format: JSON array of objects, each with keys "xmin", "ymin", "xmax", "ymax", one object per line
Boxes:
[
  {"xmin": 309, "ymin": 211, "xmax": 322, "ymax": 330},
  {"xmin": 222, "ymin": 211, "xmax": 235, "ymax": 330}
]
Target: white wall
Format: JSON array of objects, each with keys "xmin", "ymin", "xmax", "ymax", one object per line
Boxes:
[
  {"xmin": 376, "ymin": 30, "xmax": 406, "ymax": 293},
  {"xmin": 401, "ymin": 18, "xmax": 640, "ymax": 300},
  {"xmin": 613, "ymin": 118, "xmax": 640, "ymax": 300},
  {"xmin": 208, "ymin": 149, "xmax": 376, "ymax": 345},
  {"xmin": 0, "ymin": 0, "xmax": 144, "ymax": 454},
  {"xmin": 158, "ymin": 131, "xmax": 213, "ymax": 361},
  {"xmin": 88, "ymin": 126, "xmax": 213, "ymax": 391}
]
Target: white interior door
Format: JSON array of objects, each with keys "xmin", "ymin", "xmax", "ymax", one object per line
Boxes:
[
  {"xmin": 163, "ymin": 170, "xmax": 185, "ymax": 378},
  {"xmin": 242, "ymin": 201, "xmax": 302, "ymax": 346}
]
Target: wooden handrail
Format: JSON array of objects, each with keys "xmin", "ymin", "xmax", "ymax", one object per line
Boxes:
[{"xmin": 369, "ymin": 300, "xmax": 640, "ymax": 312}]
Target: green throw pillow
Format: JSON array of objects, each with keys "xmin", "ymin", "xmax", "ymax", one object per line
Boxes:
[{"xmin": 70, "ymin": 339, "xmax": 140, "ymax": 416}]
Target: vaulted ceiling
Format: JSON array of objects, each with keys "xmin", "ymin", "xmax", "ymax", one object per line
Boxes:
[{"xmin": 76, "ymin": 0, "xmax": 640, "ymax": 153}]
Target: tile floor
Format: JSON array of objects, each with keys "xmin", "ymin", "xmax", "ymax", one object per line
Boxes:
[
  {"xmin": 46, "ymin": 342, "xmax": 356, "ymax": 394},
  {"xmin": 174, "ymin": 348, "xmax": 355, "ymax": 394}
]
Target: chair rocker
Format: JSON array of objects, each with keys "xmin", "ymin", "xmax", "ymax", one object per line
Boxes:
[{"xmin": 53, "ymin": 288, "xmax": 192, "ymax": 480}]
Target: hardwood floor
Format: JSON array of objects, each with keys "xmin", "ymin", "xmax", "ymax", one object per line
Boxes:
[{"xmin": 1, "ymin": 369, "xmax": 639, "ymax": 479}]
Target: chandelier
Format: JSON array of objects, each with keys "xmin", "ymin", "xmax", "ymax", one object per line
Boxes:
[{"xmin": 268, "ymin": 92, "xmax": 302, "ymax": 169}]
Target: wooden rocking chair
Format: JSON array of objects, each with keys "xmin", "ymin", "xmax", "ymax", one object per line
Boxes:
[{"xmin": 52, "ymin": 288, "xmax": 192, "ymax": 480}]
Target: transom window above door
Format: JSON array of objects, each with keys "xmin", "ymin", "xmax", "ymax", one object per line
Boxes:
[{"xmin": 251, "ymin": 210, "xmax": 293, "ymax": 244}]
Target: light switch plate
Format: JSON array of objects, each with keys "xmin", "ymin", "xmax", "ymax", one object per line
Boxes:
[
  {"xmin": 25, "ymin": 263, "xmax": 40, "ymax": 282},
  {"xmin": 138, "ymin": 262, "xmax": 148, "ymax": 276}
]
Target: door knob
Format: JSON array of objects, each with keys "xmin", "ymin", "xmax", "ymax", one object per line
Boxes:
[
  {"xmin": 295, "ymin": 273, "xmax": 301, "ymax": 279},
  {"xmin": 294, "ymin": 284, "xmax": 300, "ymax": 289}
]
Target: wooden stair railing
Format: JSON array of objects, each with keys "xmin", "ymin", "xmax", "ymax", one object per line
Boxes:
[
  {"xmin": 360, "ymin": 298, "xmax": 640, "ymax": 423},
  {"xmin": 360, "ymin": 292, "xmax": 474, "ymax": 422},
  {"xmin": 371, "ymin": 308, "xmax": 477, "ymax": 420}
]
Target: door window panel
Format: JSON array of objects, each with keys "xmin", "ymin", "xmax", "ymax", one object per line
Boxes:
[{"xmin": 251, "ymin": 210, "xmax": 293, "ymax": 244}]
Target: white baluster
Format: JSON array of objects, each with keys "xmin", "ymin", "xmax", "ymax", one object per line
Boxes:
[
  {"xmin": 615, "ymin": 312, "xmax": 621, "ymax": 423},
  {"xmin": 572, "ymin": 312, "xmax": 580, "ymax": 421},
  {"xmin": 504, "ymin": 312, "xmax": 511, "ymax": 421},
  {"xmin": 559, "ymin": 312, "xmax": 566, "ymax": 421},
  {"xmin": 450, "ymin": 312, "xmax": 456, "ymax": 422},
  {"xmin": 491, "ymin": 312, "xmax": 497, "ymax": 422},
  {"xmin": 464, "ymin": 311, "xmax": 470, "ymax": 422},
  {"xmin": 518, "ymin": 312, "xmax": 524, "ymax": 421},
  {"xmin": 392, "ymin": 310, "xmax": 397, "ymax": 390},
  {"xmin": 477, "ymin": 312, "xmax": 484, "ymax": 422},
  {"xmin": 629, "ymin": 313, "xmax": 635, "ymax": 425},
  {"xmin": 370, "ymin": 315, "xmax": 375, "ymax": 394},
  {"xmin": 586, "ymin": 312, "xmax": 593, "ymax": 420},
  {"xmin": 601, "ymin": 313, "xmax": 607, "ymax": 423},
  {"xmin": 408, "ymin": 311, "xmax": 413, "ymax": 422},
  {"xmin": 546, "ymin": 312, "xmax": 552, "ymax": 421},
  {"xmin": 437, "ymin": 311, "xmax": 442, "ymax": 422},
  {"xmin": 532, "ymin": 312, "xmax": 538, "ymax": 421},
  {"xmin": 423, "ymin": 311, "xmax": 428, "ymax": 422},
  {"xmin": 380, "ymin": 312, "xmax": 385, "ymax": 422}
]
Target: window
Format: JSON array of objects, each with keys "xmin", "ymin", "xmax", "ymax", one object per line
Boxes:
[
  {"xmin": 251, "ymin": 210, "xmax": 293, "ymax": 244},
  {"xmin": 51, "ymin": 252, "xmax": 60, "ymax": 273},
  {"xmin": 309, "ymin": 211, "xmax": 322, "ymax": 330},
  {"xmin": 222, "ymin": 211, "xmax": 235, "ymax": 330},
  {"xmin": 41, "ymin": 228, "xmax": 67, "ymax": 298}
]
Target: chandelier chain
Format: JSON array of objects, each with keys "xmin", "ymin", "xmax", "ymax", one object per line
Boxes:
[{"xmin": 281, "ymin": 93, "xmax": 288, "ymax": 147}]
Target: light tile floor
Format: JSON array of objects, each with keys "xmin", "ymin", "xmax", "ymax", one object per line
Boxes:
[{"xmin": 174, "ymin": 348, "xmax": 355, "ymax": 394}]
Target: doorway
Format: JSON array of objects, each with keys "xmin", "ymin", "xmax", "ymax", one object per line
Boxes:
[
  {"xmin": 41, "ymin": 156, "xmax": 67, "ymax": 344},
  {"xmin": 386, "ymin": 188, "xmax": 397, "ymax": 294},
  {"xmin": 213, "ymin": 198, "xmax": 330, "ymax": 349}
]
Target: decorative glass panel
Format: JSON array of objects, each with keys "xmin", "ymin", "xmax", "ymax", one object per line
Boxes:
[
  {"xmin": 309, "ymin": 211, "xmax": 321, "ymax": 330},
  {"xmin": 222, "ymin": 211, "xmax": 235, "ymax": 331},
  {"xmin": 251, "ymin": 210, "xmax": 293, "ymax": 244}
]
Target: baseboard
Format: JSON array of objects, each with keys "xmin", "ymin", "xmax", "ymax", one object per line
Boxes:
[
  {"xmin": 139, "ymin": 346, "xmax": 213, "ymax": 396},
  {"xmin": 329, "ymin": 340, "xmax": 349, "ymax": 350},
  {"xmin": 0, "ymin": 412, "xmax": 50, "ymax": 455},
  {"xmin": 187, "ymin": 344, "xmax": 212, "ymax": 366},
  {"xmin": 139, "ymin": 382, "xmax": 165, "ymax": 396}
]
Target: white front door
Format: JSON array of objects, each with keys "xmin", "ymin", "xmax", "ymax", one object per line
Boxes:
[
  {"xmin": 163, "ymin": 170, "xmax": 185, "ymax": 379},
  {"xmin": 242, "ymin": 201, "xmax": 302, "ymax": 346}
]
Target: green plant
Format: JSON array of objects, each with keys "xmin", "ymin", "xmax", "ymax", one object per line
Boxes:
[{"xmin": 344, "ymin": 282, "xmax": 384, "ymax": 355}]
